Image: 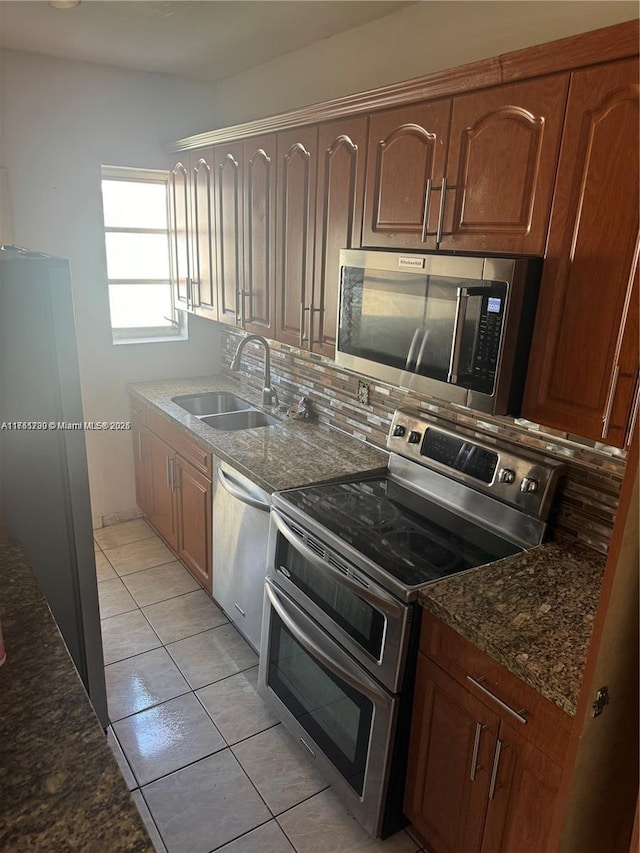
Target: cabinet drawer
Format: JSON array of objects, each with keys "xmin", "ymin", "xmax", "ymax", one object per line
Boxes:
[
  {"xmin": 146, "ymin": 408, "xmax": 213, "ymax": 478},
  {"xmin": 420, "ymin": 611, "xmax": 571, "ymax": 766}
]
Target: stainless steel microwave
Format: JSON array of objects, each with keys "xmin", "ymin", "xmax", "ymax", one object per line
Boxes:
[{"xmin": 335, "ymin": 250, "xmax": 541, "ymax": 415}]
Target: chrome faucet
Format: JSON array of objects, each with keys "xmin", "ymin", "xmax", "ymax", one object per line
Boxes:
[{"xmin": 229, "ymin": 334, "xmax": 279, "ymax": 409}]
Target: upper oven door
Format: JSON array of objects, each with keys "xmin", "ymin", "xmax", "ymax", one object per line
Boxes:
[{"xmin": 268, "ymin": 508, "xmax": 411, "ymax": 694}]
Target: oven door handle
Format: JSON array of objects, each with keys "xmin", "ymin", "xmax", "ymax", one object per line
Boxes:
[
  {"xmin": 271, "ymin": 509, "xmax": 404, "ymax": 619},
  {"xmin": 265, "ymin": 580, "xmax": 391, "ymax": 708}
]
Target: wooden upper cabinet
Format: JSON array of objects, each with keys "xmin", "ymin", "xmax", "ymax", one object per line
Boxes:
[
  {"xmin": 170, "ymin": 160, "xmax": 191, "ymax": 310},
  {"xmin": 522, "ymin": 58, "xmax": 640, "ymax": 447},
  {"xmin": 275, "ymin": 126, "xmax": 318, "ymax": 348},
  {"xmin": 189, "ymin": 149, "xmax": 216, "ymax": 321},
  {"xmin": 243, "ymin": 135, "xmax": 276, "ymax": 337},
  {"xmin": 215, "ymin": 141, "xmax": 244, "ymax": 326},
  {"xmin": 313, "ymin": 116, "xmax": 368, "ymax": 356},
  {"xmin": 441, "ymin": 74, "xmax": 569, "ymax": 254},
  {"xmin": 362, "ymin": 102, "xmax": 451, "ymax": 250}
]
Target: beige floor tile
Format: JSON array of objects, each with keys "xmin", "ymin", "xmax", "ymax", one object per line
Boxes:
[
  {"xmin": 142, "ymin": 751, "xmax": 270, "ymax": 853},
  {"xmin": 143, "ymin": 589, "xmax": 227, "ymax": 645},
  {"xmin": 97, "ymin": 577, "xmax": 138, "ymax": 619},
  {"xmin": 232, "ymin": 725, "xmax": 328, "ymax": 815},
  {"xmin": 95, "ymin": 518, "xmax": 156, "ymax": 550},
  {"xmin": 131, "ymin": 791, "xmax": 167, "ymax": 853},
  {"xmin": 105, "ymin": 647, "xmax": 190, "ymax": 722},
  {"xmin": 167, "ymin": 624, "xmax": 258, "ymax": 690},
  {"xmin": 101, "ymin": 609, "xmax": 162, "ymax": 665},
  {"xmin": 277, "ymin": 789, "xmax": 420, "ymax": 853},
  {"xmin": 114, "ymin": 693, "xmax": 226, "ymax": 786},
  {"xmin": 95, "ymin": 551, "xmax": 117, "ymax": 582},
  {"xmin": 104, "ymin": 537, "xmax": 176, "ymax": 577},
  {"xmin": 196, "ymin": 667, "xmax": 278, "ymax": 745},
  {"xmin": 217, "ymin": 820, "xmax": 295, "ymax": 853},
  {"xmin": 122, "ymin": 561, "xmax": 199, "ymax": 607}
]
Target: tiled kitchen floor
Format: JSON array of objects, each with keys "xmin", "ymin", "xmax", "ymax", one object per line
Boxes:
[{"xmin": 95, "ymin": 519, "xmax": 423, "ymax": 853}]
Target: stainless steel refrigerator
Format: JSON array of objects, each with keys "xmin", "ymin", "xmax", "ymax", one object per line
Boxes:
[{"xmin": 0, "ymin": 248, "xmax": 108, "ymax": 727}]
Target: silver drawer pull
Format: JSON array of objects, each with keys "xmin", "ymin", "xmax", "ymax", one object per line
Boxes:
[
  {"xmin": 233, "ymin": 603, "xmax": 246, "ymax": 617},
  {"xmin": 466, "ymin": 676, "xmax": 527, "ymax": 725},
  {"xmin": 469, "ymin": 722, "xmax": 487, "ymax": 781}
]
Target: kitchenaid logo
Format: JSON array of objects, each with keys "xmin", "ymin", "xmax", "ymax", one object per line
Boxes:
[{"xmin": 398, "ymin": 256, "xmax": 425, "ymax": 269}]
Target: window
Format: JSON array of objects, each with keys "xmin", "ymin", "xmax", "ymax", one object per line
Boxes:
[{"xmin": 101, "ymin": 166, "xmax": 184, "ymax": 343}]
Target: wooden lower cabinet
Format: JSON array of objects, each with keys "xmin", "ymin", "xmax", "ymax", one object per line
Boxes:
[
  {"xmin": 406, "ymin": 614, "xmax": 569, "ymax": 853},
  {"xmin": 175, "ymin": 456, "xmax": 211, "ymax": 591},
  {"xmin": 130, "ymin": 402, "xmax": 212, "ymax": 593}
]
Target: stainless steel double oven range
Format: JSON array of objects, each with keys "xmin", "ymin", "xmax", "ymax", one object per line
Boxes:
[{"xmin": 258, "ymin": 408, "xmax": 563, "ymax": 838}]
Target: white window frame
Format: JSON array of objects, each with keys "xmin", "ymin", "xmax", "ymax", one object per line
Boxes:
[{"xmin": 101, "ymin": 165, "xmax": 186, "ymax": 344}]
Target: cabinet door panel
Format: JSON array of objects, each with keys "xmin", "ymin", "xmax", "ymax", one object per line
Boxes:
[
  {"xmin": 243, "ymin": 135, "xmax": 276, "ymax": 336},
  {"xmin": 313, "ymin": 116, "xmax": 368, "ymax": 356},
  {"xmin": 131, "ymin": 419, "xmax": 152, "ymax": 517},
  {"xmin": 442, "ymin": 75, "xmax": 568, "ymax": 254},
  {"xmin": 215, "ymin": 142, "xmax": 243, "ymax": 326},
  {"xmin": 275, "ymin": 127, "xmax": 317, "ymax": 347},
  {"xmin": 481, "ymin": 722, "xmax": 563, "ymax": 853},
  {"xmin": 170, "ymin": 160, "xmax": 191, "ymax": 310},
  {"xmin": 176, "ymin": 457, "xmax": 211, "ymax": 593},
  {"xmin": 522, "ymin": 59, "xmax": 639, "ymax": 446},
  {"xmin": 147, "ymin": 431, "xmax": 178, "ymax": 551},
  {"xmin": 362, "ymin": 102, "xmax": 451, "ymax": 250},
  {"xmin": 190, "ymin": 149, "xmax": 216, "ymax": 321},
  {"xmin": 405, "ymin": 653, "xmax": 499, "ymax": 853}
]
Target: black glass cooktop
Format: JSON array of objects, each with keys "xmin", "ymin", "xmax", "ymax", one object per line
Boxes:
[{"xmin": 278, "ymin": 477, "xmax": 521, "ymax": 588}]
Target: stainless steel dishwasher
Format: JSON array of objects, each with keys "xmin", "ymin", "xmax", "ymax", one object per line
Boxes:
[{"xmin": 211, "ymin": 461, "xmax": 271, "ymax": 652}]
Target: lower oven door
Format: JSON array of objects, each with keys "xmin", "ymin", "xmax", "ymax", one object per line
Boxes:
[
  {"xmin": 258, "ymin": 578, "xmax": 399, "ymax": 839},
  {"xmin": 269, "ymin": 508, "xmax": 411, "ymax": 693}
]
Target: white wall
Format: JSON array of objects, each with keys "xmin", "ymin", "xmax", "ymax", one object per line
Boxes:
[
  {"xmin": 213, "ymin": 0, "xmax": 638, "ymax": 125},
  {"xmin": 0, "ymin": 49, "xmax": 220, "ymax": 524}
]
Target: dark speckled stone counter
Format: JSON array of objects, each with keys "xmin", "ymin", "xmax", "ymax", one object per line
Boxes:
[
  {"xmin": 0, "ymin": 544, "xmax": 153, "ymax": 852},
  {"xmin": 127, "ymin": 375, "xmax": 389, "ymax": 492},
  {"xmin": 419, "ymin": 539, "xmax": 606, "ymax": 716}
]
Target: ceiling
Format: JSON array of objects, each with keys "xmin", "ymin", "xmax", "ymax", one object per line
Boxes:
[{"xmin": 0, "ymin": 0, "xmax": 414, "ymax": 83}]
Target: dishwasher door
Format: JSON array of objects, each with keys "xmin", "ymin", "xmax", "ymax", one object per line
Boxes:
[{"xmin": 211, "ymin": 462, "xmax": 271, "ymax": 652}]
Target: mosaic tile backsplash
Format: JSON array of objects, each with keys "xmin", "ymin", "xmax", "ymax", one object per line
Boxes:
[{"xmin": 220, "ymin": 329, "xmax": 626, "ymax": 555}]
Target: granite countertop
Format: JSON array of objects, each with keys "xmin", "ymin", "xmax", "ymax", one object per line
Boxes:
[
  {"xmin": 127, "ymin": 374, "xmax": 389, "ymax": 492},
  {"xmin": 0, "ymin": 544, "xmax": 153, "ymax": 852},
  {"xmin": 419, "ymin": 538, "xmax": 606, "ymax": 716}
]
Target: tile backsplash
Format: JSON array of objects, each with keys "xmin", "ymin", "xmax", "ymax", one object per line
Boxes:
[{"xmin": 221, "ymin": 329, "xmax": 625, "ymax": 555}]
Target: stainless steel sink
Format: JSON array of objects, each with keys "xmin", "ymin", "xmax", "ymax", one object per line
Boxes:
[
  {"xmin": 200, "ymin": 410, "xmax": 279, "ymax": 431},
  {"xmin": 172, "ymin": 392, "xmax": 252, "ymax": 416}
]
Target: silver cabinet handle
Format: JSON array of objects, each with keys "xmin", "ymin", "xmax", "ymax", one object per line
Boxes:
[
  {"xmin": 488, "ymin": 739, "xmax": 508, "ymax": 799},
  {"xmin": 191, "ymin": 278, "xmax": 201, "ymax": 308},
  {"xmin": 469, "ymin": 722, "xmax": 487, "ymax": 781},
  {"xmin": 300, "ymin": 303, "xmax": 310, "ymax": 346},
  {"xmin": 137, "ymin": 432, "xmax": 144, "ymax": 462},
  {"xmin": 436, "ymin": 176, "xmax": 447, "ymax": 246},
  {"xmin": 625, "ymin": 378, "xmax": 640, "ymax": 447},
  {"xmin": 217, "ymin": 466, "xmax": 270, "ymax": 512},
  {"xmin": 601, "ymin": 364, "xmax": 620, "ymax": 439},
  {"xmin": 166, "ymin": 456, "xmax": 175, "ymax": 492},
  {"xmin": 265, "ymin": 579, "xmax": 390, "ymax": 708},
  {"xmin": 421, "ymin": 178, "xmax": 433, "ymax": 243},
  {"xmin": 466, "ymin": 676, "xmax": 527, "ymax": 725},
  {"xmin": 233, "ymin": 602, "xmax": 246, "ymax": 617},
  {"xmin": 271, "ymin": 509, "xmax": 403, "ymax": 619}
]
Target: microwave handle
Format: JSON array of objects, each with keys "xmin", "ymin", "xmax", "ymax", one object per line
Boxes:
[{"xmin": 448, "ymin": 286, "xmax": 491, "ymax": 383}]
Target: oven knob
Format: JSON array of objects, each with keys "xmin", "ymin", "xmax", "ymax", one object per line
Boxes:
[
  {"xmin": 498, "ymin": 467, "xmax": 515, "ymax": 484},
  {"xmin": 408, "ymin": 430, "xmax": 422, "ymax": 444},
  {"xmin": 392, "ymin": 424, "xmax": 406, "ymax": 437},
  {"xmin": 520, "ymin": 476, "xmax": 539, "ymax": 493}
]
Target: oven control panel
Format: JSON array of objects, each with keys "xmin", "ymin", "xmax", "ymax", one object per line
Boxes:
[{"xmin": 387, "ymin": 408, "xmax": 565, "ymax": 519}]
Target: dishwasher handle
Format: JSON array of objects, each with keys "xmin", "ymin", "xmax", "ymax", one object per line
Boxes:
[{"xmin": 217, "ymin": 466, "xmax": 271, "ymax": 512}]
